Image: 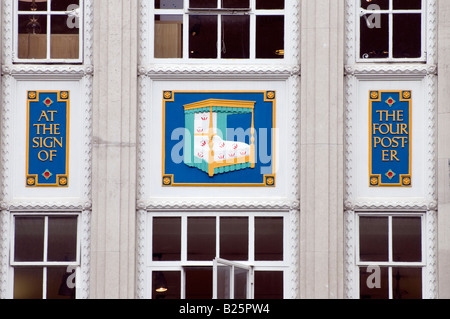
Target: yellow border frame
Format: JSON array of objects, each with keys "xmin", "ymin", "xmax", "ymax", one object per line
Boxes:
[
  {"xmin": 369, "ymin": 90, "xmax": 412, "ymax": 187},
  {"xmin": 26, "ymin": 90, "xmax": 70, "ymax": 188},
  {"xmin": 162, "ymin": 90, "xmax": 277, "ymax": 187}
]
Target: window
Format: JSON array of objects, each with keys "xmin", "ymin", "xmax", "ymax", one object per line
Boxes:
[
  {"xmin": 15, "ymin": 0, "xmax": 83, "ymax": 63},
  {"xmin": 358, "ymin": 0, "xmax": 425, "ymax": 61},
  {"xmin": 11, "ymin": 214, "xmax": 80, "ymax": 299},
  {"xmin": 357, "ymin": 213, "xmax": 425, "ymax": 299},
  {"xmin": 153, "ymin": 0, "xmax": 285, "ymax": 60},
  {"xmin": 148, "ymin": 213, "xmax": 287, "ymax": 299}
]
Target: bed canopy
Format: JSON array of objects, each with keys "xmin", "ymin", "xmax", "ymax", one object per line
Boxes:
[{"xmin": 183, "ymin": 99, "xmax": 256, "ymax": 177}]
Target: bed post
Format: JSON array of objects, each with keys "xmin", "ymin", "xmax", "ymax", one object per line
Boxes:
[{"xmin": 208, "ymin": 106, "xmax": 215, "ymax": 177}]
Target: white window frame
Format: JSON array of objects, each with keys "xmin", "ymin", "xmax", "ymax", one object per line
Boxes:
[
  {"xmin": 149, "ymin": 0, "xmax": 286, "ymax": 64},
  {"xmin": 13, "ymin": 0, "xmax": 84, "ymax": 64},
  {"xmin": 355, "ymin": 212, "xmax": 427, "ymax": 299},
  {"xmin": 145, "ymin": 211, "xmax": 290, "ymax": 299},
  {"xmin": 9, "ymin": 212, "xmax": 82, "ymax": 299},
  {"xmin": 356, "ymin": 0, "xmax": 426, "ymax": 63}
]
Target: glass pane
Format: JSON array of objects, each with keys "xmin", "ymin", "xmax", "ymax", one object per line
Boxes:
[
  {"xmin": 47, "ymin": 267, "xmax": 76, "ymax": 299},
  {"xmin": 256, "ymin": 0, "xmax": 284, "ymax": 10},
  {"xmin": 392, "ymin": 217, "xmax": 422, "ymax": 262},
  {"xmin": 47, "ymin": 216, "xmax": 78, "ymax": 262},
  {"xmin": 393, "ymin": 0, "xmax": 422, "ymax": 10},
  {"xmin": 185, "ymin": 267, "xmax": 213, "ymax": 299},
  {"xmin": 18, "ymin": 15, "xmax": 48, "ymax": 59},
  {"xmin": 18, "ymin": 0, "xmax": 48, "ymax": 11},
  {"xmin": 155, "ymin": 0, "xmax": 183, "ymax": 9},
  {"xmin": 155, "ymin": 15, "xmax": 183, "ymax": 58},
  {"xmin": 221, "ymin": 15, "xmax": 249, "ymax": 59},
  {"xmin": 234, "ymin": 267, "xmax": 248, "ymax": 299},
  {"xmin": 153, "ymin": 217, "xmax": 181, "ymax": 261},
  {"xmin": 14, "ymin": 267, "xmax": 43, "ymax": 299},
  {"xmin": 51, "ymin": 15, "xmax": 80, "ymax": 59},
  {"xmin": 359, "ymin": 216, "xmax": 388, "ymax": 262},
  {"xmin": 254, "ymin": 271, "xmax": 283, "ymax": 299},
  {"xmin": 220, "ymin": 217, "xmax": 248, "ymax": 261},
  {"xmin": 222, "ymin": 0, "xmax": 249, "ymax": 8},
  {"xmin": 14, "ymin": 217, "xmax": 45, "ymax": 262},
  {"xmin": 51, "ymin": 0, "xmax": 79, "ymax": 11},
  {"xmin": 360, "ymin": 0, "xmax": 389, "ymax": 10},
  {"xmin": 152, "ymin": 271, "xmax": 181, "ymax": 299},
  {"xmin": 256, "ymin": 15, "xmax": 284, "ymax": 59},
  {"xmin": 189, "ymin": 15, "xmax": 218, "ymax": 58},
  {"xmin": 255, "ymin": 217, "xmax": 283, "ymax": 261},
  {"xmin": 188, "ymin": 217, "xmax": 216, "ymax": 261},
  {"xmin": 360, "ymin": 14, "xmax": 389, "ymax": 59},
  {"xmin": 190, "ymin": 0, "xmax": 217, "ymax": 8},
  {"xmin": 392, "ymin": 267, "xmax": 422, "ymax": 299},
  {"xmin": 393, "ymin": 14, "xmax": 421, "ymax": 58},
  {"xmin": 359, "ymin": 266, "xmax": 389, "ymax": 299},
  {"xmin": 217, "ymin": 265, "xmax": 231, "ymax": 299}
]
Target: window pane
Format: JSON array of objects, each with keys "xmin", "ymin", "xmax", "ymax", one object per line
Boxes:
[
  {"xmin": 217, "ymin": 264, "xmax": 231, "ymax": 299},
  {"xmin": 155, "ymin": 0, "xmax": 183, "ymax": 9},
  {"xmin": 393, "ymin": 14, "xmax": 421, "ymax": 58},
  {"xmin": 392, "ymin": 267, "xmax": 422, "ymax": 299},
  {"xmin": 152, "ymin": 271, "xmax": 181, "ymax": 299},
  {"xmin": 47, "ymin": 267, "xmax": 76, "ymax": 299},
  {"xmin": 256, "ymin": 0, "xmax": 284, "ymax": 10},
  {"xmin": 359, "ymin": 266, "xmax": 389, "ymax": 299},
  {"xmin": 51, "ymin": 0, "xmax": 79, "ymax": 11},
  {"xmin": 18, "ymin": 0, "xmax": 48, "ymax": 11},
  {"xmin": 360, "ymin": 14, "xmax": 389, "ymax": 59},
  {"xmin": 359, "ymin": 216, "xmax": 388, "ymax": 262},
  {"xmin": 153, "ymin": 217, "xmax": 181, "ymax": 261},
  {"xmin": 47, "ymin": 216, "xmax": 78, "ymax": 262},
  {"xmin": 14, "ymin": 217, "xmax": 45, "ymax": 262},
  {"xmin": 190, "ymin": 0, "xmax": 217, "ymax": 8},
  {"xmin": 185, "ymin": 267, "xmax": 213, "ymax": 299},
  {"xmin": 189, "ymin": 15, "xmax": 218, "ymax": 58},
  {"xmin": 18, "ymin": 15, "xmax": 48, "ymax": 59},
  {"xmin": 360, "ymin": 0, "xmax": 389, "ymax": 10},
  {"xmin": 14, "ymin": 267, "xmax": 43, "ymax": 299},
  {"xmin": 255, "ymin": 217, "xmax": 283, "ymax": 261},
  {"xmin": 256, "ymin": 15, "xmax": 284, "ymax": 59},
  {"xmin": 392, "ymin": 217, "xmax": 422, "ymax": 262},
  {"xmin": 155, "ymin": 15, "xmax": 183, "ymax": 58},
  {"xmin": 234, "ymin": 267, "xmax": 248, "ymax": 299},
  {"xmin": 222, "ymin": 0, "xmax": 249, "ymax": 8},
  {"xmin": 51, "ymin": 15, "xmax": 80, "ymax": 59},
  {"xmin": 221, "ymin": 15, "xmax": 250, "ymax": 59},
  {"xmin": 254, "ymin": 271, "xmax": 283, "ymax": 299},
  {"xmin": 188, "ymin": 217, "xmax": 216, "ymax": 261},
  {"xmin": 220, "ymin": 217, "xmax": 248, "ymax": 261},
  {"xmin": 393, "ymin": 0, "xmax": 422, "ymax": 10}
]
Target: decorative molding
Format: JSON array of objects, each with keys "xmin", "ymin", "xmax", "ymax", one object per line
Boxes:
[
  {"xmin": 139, "ymin": 199, "xmax": 300, "ymax": 212},
  {"xmin": 344, "ymin": 210, "xmax": 356, "ymax": 299},
  {"xmin": 0, "ymin": 211, "xmax": 9, "ymax": 298},
  {"xmin": 135, "ymin": 209, "xmax": 146, "ymax": 299},
  {"xmin": 344, "ymin": 64, "xmax": 437, "ymax": 77},
  {"xmin": 139, "ymin": 64, "xmax": 300, "ymax": 80}
]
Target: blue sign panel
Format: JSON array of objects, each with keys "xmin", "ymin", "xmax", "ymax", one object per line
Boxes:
[
  {"xmin": 26, "ymin": 91, "xmax": 70, "ymax": 187},
  {"xmin": 162, "ymin": 91, "xmax": 276, "ymax": 187},
  {"xmin": 369, "ymin": 90, "xmax": 411, "ymax": 187}
]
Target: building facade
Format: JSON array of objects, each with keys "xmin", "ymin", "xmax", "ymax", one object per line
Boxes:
[{"xmin": 0, "ymin": 0, "xmax": 450, "ymax": 299}]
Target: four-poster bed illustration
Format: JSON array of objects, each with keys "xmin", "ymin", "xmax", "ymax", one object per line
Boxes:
[{"xmin": 183, "ymin": 99, "xmax": 256, "ymax": 177}]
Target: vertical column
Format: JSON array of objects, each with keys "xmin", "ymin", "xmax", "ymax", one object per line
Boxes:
[
  {"xmin": 91, "ymin": 0, "xmax": 138, "ymax": 298},
  {"xmin": 300, "ymin": 0, "xmax": 345, "ymax": 298},
  {"xmin": 437, "ymin": 0, "xmax": 450, "ymax": 299}
]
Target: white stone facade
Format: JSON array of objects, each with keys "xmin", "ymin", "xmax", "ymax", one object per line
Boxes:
[{"xmin": 1, "ymin": 0, "xmax": 450, "ymax": 299}]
